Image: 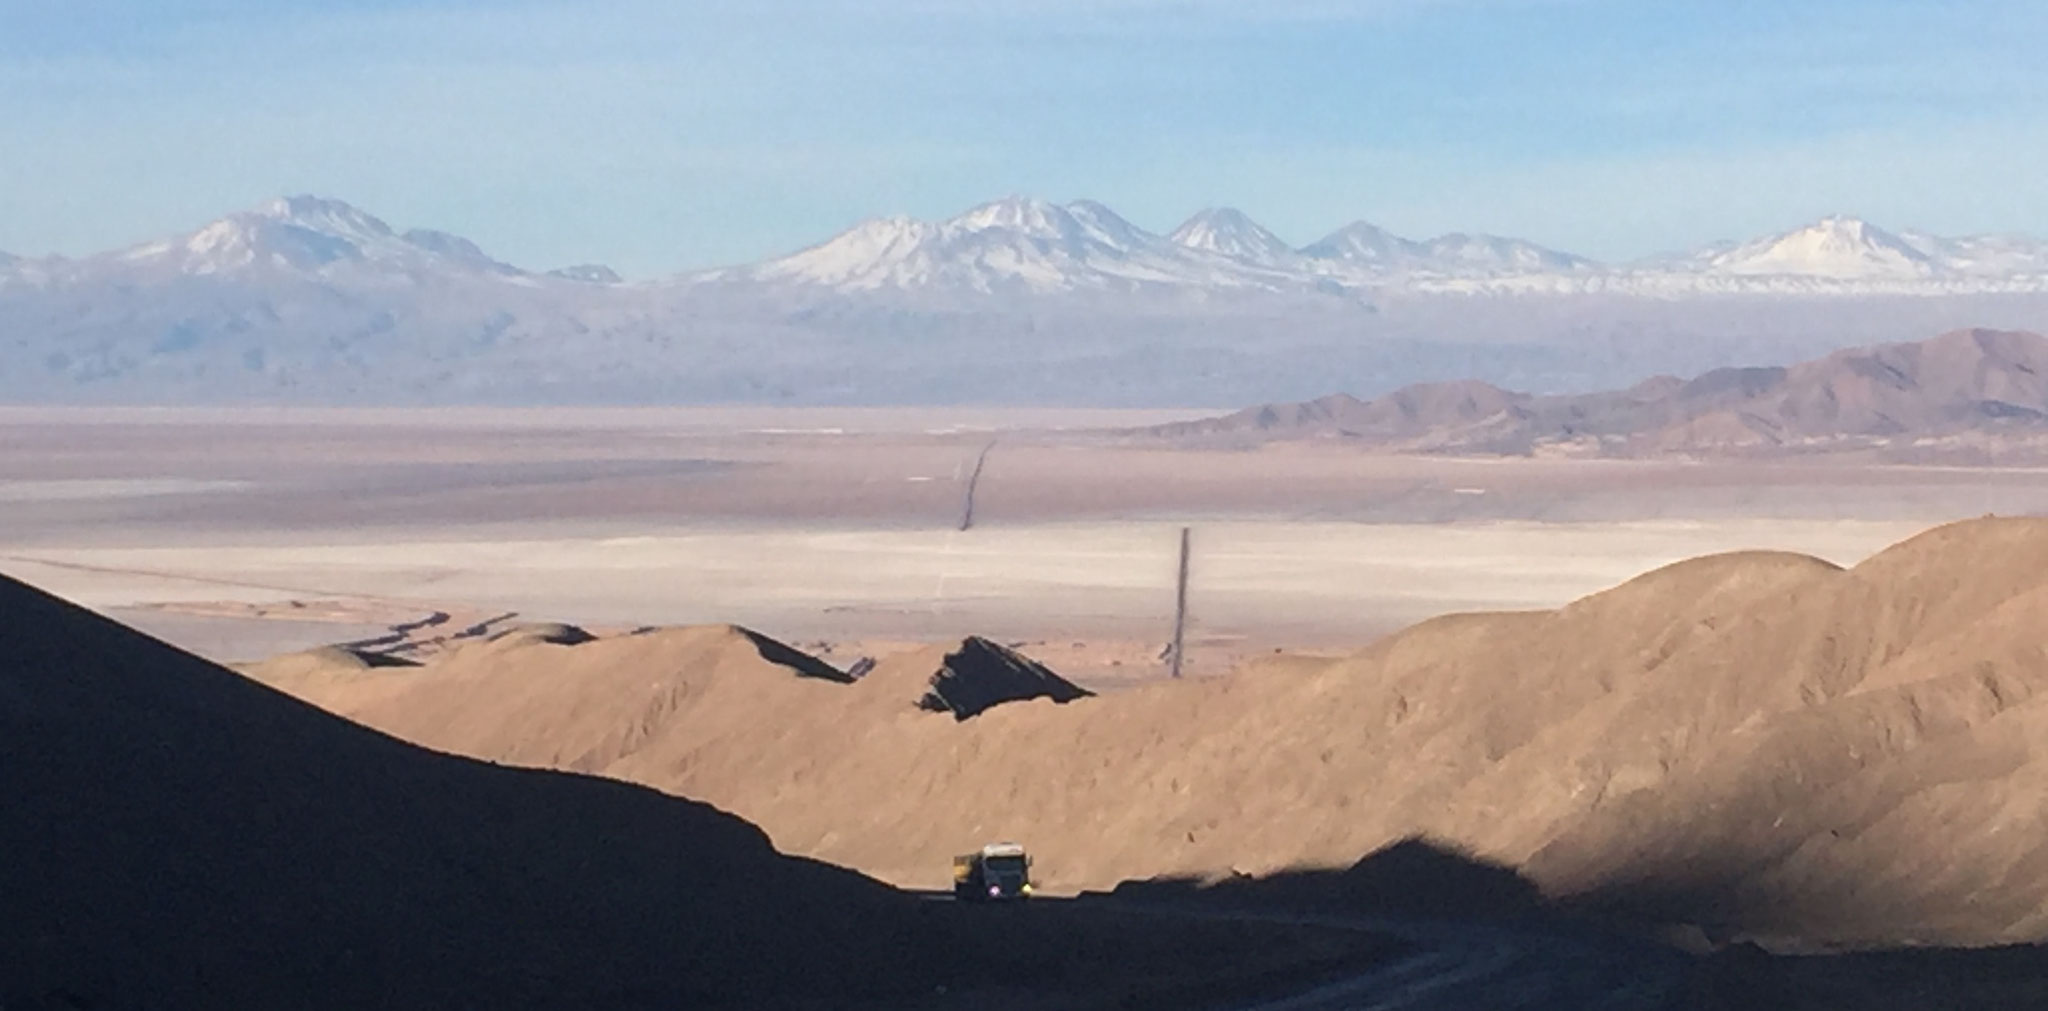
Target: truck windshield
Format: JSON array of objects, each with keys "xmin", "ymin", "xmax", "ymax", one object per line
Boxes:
[{"xmin": 983, "ymin": 856, "xmax": 1027, "ymax": 878}]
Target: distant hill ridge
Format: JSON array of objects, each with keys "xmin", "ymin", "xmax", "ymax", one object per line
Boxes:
[{"xmin": 1154, "ymin": 328, "xmax": 2048, "ymax": 460}]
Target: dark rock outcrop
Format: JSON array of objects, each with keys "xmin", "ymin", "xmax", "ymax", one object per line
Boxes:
[
  {"xmin": 738, "ymin": 626, "xmax": 855, "ymax": 684},
  {"xmin": 917, "ymin": 636, "xmax": 1092, "ymax": 720}
]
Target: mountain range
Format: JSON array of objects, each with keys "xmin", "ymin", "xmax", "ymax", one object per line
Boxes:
[
  {"xmin": 7, "ymin": 195, "xmax": 2048, "ymax": 404},
  {"xmin": 1153, "ymin": 328, "xmax": 2048, "ymax": 461},
  {"xmin": 702, "ymin": 197, "xmax": 2048, "ymax": 295}
]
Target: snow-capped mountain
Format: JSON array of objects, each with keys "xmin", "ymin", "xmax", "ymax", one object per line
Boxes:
[
  {"xmin": 107, "ymin": 196, "xmax": 527, "ymax": 280},
  {"xmin": 1294, "ymin": 222, "xmax": 1596, "ymax": 277},
  {"xmin": 1706, "ymin": 216, "xmax": 1935, "ymax": 280},
  {"xmin": 733, "ymin": 199, "xmax": 1630, "ymax": 296},
  {"xmin": 1899, "ymin": 230, "xmax": 2048, "ymax": 278},
  {"xmin": 1416, "ymin": 233, "xmax": 1598, "ymax": 275},
  {"xmin": 723, "ymin": 196, "xmax": 1308, "ymax": 294},
  {"xmin": 0, "ymin": 196, "xmax": 633, "ymax": 405},
  {"xmin": 1169, "ymin": 208, "xmax": 1301, "ymax": 267},
  {"xmin": 396, "ymin": 228, "xmax": 520, "ymax": 275},
  {"xmin": 1299, "ymin": 221, "xmax": 1424, "ymax": 271},
  {"xmin": 9, "ymin": 192, "xmax": 2048, "ymax": 408},
  {"xmin": 723, "ymin": 199, "xmax": 2048, "ymax": 296}
]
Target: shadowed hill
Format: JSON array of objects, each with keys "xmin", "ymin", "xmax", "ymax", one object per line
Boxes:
[
  {"xmin": 0, "ymin": 576, "xmax": 942, "ymax": 1009},
  {"xmin": 1108, "ymin": 840, "xmax": 2048, "ymax": 1010},
  {"xmin": 10, "ymin": 578, "xmax": 1408, "ymax": 1010},
  {"xmin": 1154, "ymin": 328, "xmax": 2048, "ymax": 460},
  {"xmin": 1109, "ymin": 837, "xmax": 1547, "ymax": 922}
]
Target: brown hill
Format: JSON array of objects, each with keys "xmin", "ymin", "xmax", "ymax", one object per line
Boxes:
[
  {"xmin": 248, "ymin": 517, "xmax": 2048, "ymax": 949},
  {"xmin": 1155, "ymin": 328, "xmax": 2048, "ymax": 460},
  {"xmin": 1, "ymin": 576, "xmax": 1385, "ymax": 1009}
]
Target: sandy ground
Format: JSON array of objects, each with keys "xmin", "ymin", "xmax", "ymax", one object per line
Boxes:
[{"xmin": 4, "ymin": 406, "xmax": 2045, "ymax": 673}]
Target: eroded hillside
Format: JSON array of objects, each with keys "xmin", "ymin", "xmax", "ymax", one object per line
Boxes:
[{"xmin": 247, "ymin": 516, "xmax": 2048, "ymax": 948}]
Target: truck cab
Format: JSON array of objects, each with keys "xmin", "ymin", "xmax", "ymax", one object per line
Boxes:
[{"xmin": 953, "ymin": 842, "xmax": 1032, "ymax": 902}]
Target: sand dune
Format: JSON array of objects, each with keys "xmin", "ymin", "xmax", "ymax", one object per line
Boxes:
[{"xmin": 244, "ymin": 516, "xmax": 2048, "ymax": 949}]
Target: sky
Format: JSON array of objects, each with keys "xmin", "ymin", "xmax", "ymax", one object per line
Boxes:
[{"xmin": 3, "ymin": 0, "xmax": 2047, "ymax": 278}]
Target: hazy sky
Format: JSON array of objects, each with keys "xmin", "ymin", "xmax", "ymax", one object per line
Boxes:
[{"xmin": 4, "ymin": 0, "xmax": 2047, "ymax": 277}]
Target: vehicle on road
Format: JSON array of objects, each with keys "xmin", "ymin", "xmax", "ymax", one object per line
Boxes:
[{"xmin": 954, "ymin": 842, "xmax": 1032, "ymax": 902}]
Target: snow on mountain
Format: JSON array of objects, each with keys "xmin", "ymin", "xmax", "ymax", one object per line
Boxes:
[
  {"xmin": 0, "ymin": 250, "xmax": 65, "ymax": 290},
  {"xmin": 401, "ymin": 228, "xmax": 520, "ymax": 274},
  {"xmin": 1066, "ymin": 199, "xmax": 1161, "ymax": 253},
  {"xmin": 1419, "ymin": 233, "xmax": 1598, "ymax": 274},
  {"xmin": 1293, "ymin": 222, "xmax": 1593, "ymax": 278},
  {"xmin": 11, "ymin": 194, "xmax": 2048, "ymax": 307},
  {"xmin": 694, "ymin": 195, "xmax": 2048, "ymax": 296},
  {"xmin": 1169, "ymin": 208, "xmax": 1300, "ymax": 267},
  {"xmin": 1413, "ymin": 218, "xmax": 2048, "ymax": 295},
  {"xmin": 731, "ymin": 196, "xmax": 1306, "ymax": 294},
  {"xmin": 741, "ymin": 215, "xmax": 938, "ymax": 289},
  {"xmin": 1706, "ymin": 216, "xmax": 1934, "ymax": 280},
  {"xmin": 733, "ymin": 196, "xmax": 1601, "ymax": 295},
  {"xmin": 12, "ymin": 192, "xmax": 2048, "ymax": 407},
  {"xmin": 108, "ymin": 195, "xmax": 528, "ymax": 279},
  {"xmin": 547, "ymin": 264, "xmax": 624, "ymax": 284},
  {"xmin": 1898, "ymin": 230, "xmax": 2048, "ymax": 279},
  {"xmin": 1299, "ymin": 221, "xmax": 1425, "ymax": 271}
]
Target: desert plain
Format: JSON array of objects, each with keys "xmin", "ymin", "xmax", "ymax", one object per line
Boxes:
[{"xmin": 6, "ymin": 404, "xmax": 2044, "ymax": 682}]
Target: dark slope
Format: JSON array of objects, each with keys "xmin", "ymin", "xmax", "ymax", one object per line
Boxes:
[
  {"xmin": 0, "ymin": 574, "xmax": 921, "ymax": 1009},
  {"xmin": 2, "ymin": 578, "xmax": 1395, "ymax": 1010}
]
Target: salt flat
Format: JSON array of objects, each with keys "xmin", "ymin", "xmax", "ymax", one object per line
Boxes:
[
  {"xmin": 3, "ymin": 516, "xmax": 1925, "ymax": 643},
  {"xmin": 3, "ymin": 406, "xmax": 2043, "ymax": 670}
]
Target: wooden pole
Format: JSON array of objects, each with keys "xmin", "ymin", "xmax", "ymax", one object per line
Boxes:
[
  {"xmin": 957, "ymin": 441, "xmax": 996, "ymax": 532},
  {"xmin": 1170, "ymin": 526, "xmax": 1190, "ymax": 679}
]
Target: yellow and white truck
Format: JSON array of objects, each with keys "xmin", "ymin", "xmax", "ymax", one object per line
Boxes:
[{"xmin": 952, "ymin": 842, "xmax": 1032, "ymax": 902}]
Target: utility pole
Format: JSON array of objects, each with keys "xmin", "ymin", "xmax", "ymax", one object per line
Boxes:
[
  {"xmin": 957, "ymin": 440, "xmax": 996, "ymax": 532},
  {"xmin": 1169, "ymin": 526, "xmax": 1190, "ymax": 679}
]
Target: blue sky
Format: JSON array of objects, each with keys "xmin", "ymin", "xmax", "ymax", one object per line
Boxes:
[{"xmin": 4, "ymin": 0, "xmax": 2047, "ymax": 277}]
